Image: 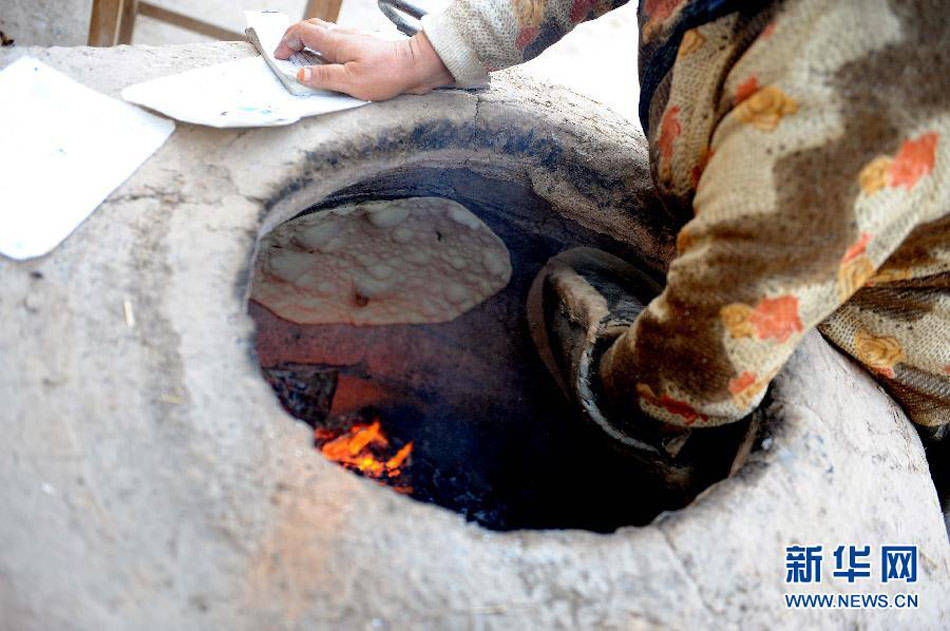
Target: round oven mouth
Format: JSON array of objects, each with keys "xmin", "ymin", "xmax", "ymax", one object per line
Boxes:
[{"xmin": 248, "ymin": 165, "xmax": 734, "ymax": 532}]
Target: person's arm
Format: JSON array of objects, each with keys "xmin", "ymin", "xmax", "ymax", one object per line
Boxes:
[
  {"xmin": 275, "ymin": 0, "xmax": 630, "ymax": 99},
  {"xmin": 599, "ymin": 77, "xmax": 946, "ymax": 427},
  {"xmin": 421, "ymin": 0, "xmax": 631, "ymax": 88}
]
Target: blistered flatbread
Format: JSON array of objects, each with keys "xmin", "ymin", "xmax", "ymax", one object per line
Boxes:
[{"xmin": 252, "ymin": 197, "xmax": 512, "ymax": 325}]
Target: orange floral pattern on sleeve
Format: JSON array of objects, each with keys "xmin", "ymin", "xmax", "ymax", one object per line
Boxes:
[
  {"xmin": 641, "ymin": 0, "xmax": 686, "ymax": 42},
  {"xmin": 720, "ymin": 295, "xmax": 803, "ymax": 343},
  {"xmin": 676, "ymin": 227, "xmax": 694, "ymax": 253},
  {"xmin": 658, "ymin": 106, "xmax": 681, "ymax": 161},
  {"xmin": 866, "ymin": 267, "xmax": 913, "ymax": 285},
  {"xmin": 728, "ymin": 371, "xmax": 767, "ymax": 410},
  {"xmin": 657, "ymin": 106, "xmax": 681, "ymax": 181},
  {"xmin": 691, "ymin": 147, "xmax": 715, "ymax": 188},
  {"xmin": 888, "ymin": 132, "xmax": 938, "ymax": 189},
  {"xmin": 735, "ymin": 86, "xmax": 798, "ymax": 131},
  {"xmin": 842, "ymin": 233, "xmax": 871, "ymax": 262},
  {"xmin": 690, "ymin": 147, "xmax": 716, "ymax": 190},
  {"xmin": 859, "ymin": 132, "xmax": 939, "ymax": 195},
  {"xmin": 837, "ymin": 232, "xmax": 875, "ymax": 299},
  {"xmin": 859, "ymin": 156, "xmax": 893, "ymax": 195},
  {"xmin": 735, "ymin": 76, "xmax": 759, "ymax": 104},
  {"xmin": 678, "ymin": 28, "xmax": 705, "ymax": 57},
  {"xmin": 854, "ymin": 330, "xmax": 906, "ymax": 378},
  {"xmin": 729, "ymin": 367, "xmax": 779, "ymax": 411},
  {"xmin": 636, "ymin": 383, "xmax": 707, "ymax": 425}
]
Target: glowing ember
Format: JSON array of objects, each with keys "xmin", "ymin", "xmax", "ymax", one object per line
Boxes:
[{"xmin": 315, "ymin": 419, "xmax": 413, "ymax": 491}]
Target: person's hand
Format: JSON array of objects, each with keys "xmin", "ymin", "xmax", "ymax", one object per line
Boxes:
[{"xmin": 274, "ymin": 19, "xmax": 454, "ymax": 101}]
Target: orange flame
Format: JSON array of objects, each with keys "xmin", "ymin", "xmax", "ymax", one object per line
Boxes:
[{"xmin": 316, "ymin": 420, "xmax": 413, "ymax": 491}]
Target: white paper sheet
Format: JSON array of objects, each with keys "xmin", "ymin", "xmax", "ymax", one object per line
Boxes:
[
  {"xmin": 121, "ymin": 11, "xmax": 367, "ymax": 128},
  {"xmin": 122, "ymin": 55, "xmax": 365, "ymax": 128},
  {"xmin": 0, "ymin": 56, "xmax": 175, "ymax": 261},
  {"xmin": 245, "ymin": 9, "xmax": 326, "ymax": 96}
]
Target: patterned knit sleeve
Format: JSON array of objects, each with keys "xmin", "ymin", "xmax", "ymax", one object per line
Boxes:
[
  {"xmin": 422, "ymin": 0, "xmax": 631, "ymax": 88},
  {"xmin": 601, "ymin": 112, "xmax": 946, "ymax": 428},
  {"xmin": 598, "ymin": 3, "xmax": 950, "ymax": 428}
]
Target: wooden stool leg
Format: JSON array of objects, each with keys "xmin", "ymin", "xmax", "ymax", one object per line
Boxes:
[
  {"xmin": 118, "ymin": 0, "xmax": 140, "ymax": 45},
  {"xmin": 136, "ymin": 2, "xmax": 244, "ymax": 41},
  {"xmin": 304, "ymin": 0, "xmax": 344, "ymax": 22},
  {"xmin": 88, "ymin": 0, "xmax": 125, "ymax": 46}
]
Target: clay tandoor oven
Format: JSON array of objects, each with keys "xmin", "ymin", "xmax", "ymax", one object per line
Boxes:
[{"xmin": 3, "ymin": 44, "xmax": 948, "ymax": 631}]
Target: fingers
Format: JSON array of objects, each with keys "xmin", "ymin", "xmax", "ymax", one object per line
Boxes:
[
  {"xmin": 304, "ymin": 18, "xmax": 354, "ymax": 34},
  {"xmin": 296, "ymin": 64, "xmax": 355, "ymax": 95},
  {"xmin": 278, "ymin": 25, "xmax": 446, "ymax": 101},
  {"xmin": 274, "ymin": 21, "xmax": 343, "ymax": 62}
]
